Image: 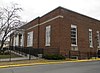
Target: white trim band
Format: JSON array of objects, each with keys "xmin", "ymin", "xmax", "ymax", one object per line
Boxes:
[
  {"xmin": 39, "ymin": 15, "xmax": 63, "ymax": 26},
  {"xmin": 27, "ymin": 24, "xmax": 39, "ymax": 30},
  {"xmin": 27, "ymin": 15, "xmax": 63, "ymax": 30}
]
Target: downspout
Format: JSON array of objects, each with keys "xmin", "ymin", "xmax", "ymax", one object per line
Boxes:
[
  {"xmin": 37, "ymin": 17, "xmax": 40, "ymax": 48},
  {"xmin": 59, "ymin": 7, "xmax": 61, "ymax": 55}
]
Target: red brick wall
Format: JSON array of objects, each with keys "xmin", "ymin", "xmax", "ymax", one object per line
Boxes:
[
  {"xmin": 11, "ymin": 7, "xmax": 100, "ymax": 58},
  {"xmin": 23, "ymin": 18, "xmax": 39, "ymax": 47},
  {"xmin": 39, "ymin": 8, "xmax": 61, "ymax": 54},
  {"xmin": 23, "ymin": 8, "xmax": 61, "ymax": 54},
  {"xmin": 59, "ymin": 8, "xmax": 100, "ymax": 57}
]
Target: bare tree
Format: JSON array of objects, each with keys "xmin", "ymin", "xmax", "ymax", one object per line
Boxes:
[{"xmin": 0, "ymin": 3, "xmax": 22, "ymax": 50}]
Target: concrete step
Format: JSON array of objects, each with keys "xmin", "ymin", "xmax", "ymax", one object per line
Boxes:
[{"xmin": 8, "ymin": 50, "xmax": 26, "ymax": 57}]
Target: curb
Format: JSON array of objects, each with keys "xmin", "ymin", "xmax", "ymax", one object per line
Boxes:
[{"xmin": 0, "ymin": 58, "xmax": 100, "ymax": 68}]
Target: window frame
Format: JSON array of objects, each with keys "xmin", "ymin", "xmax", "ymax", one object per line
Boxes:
[
  {"xmin": 45, "ymin": 25, "xmax": 51, "ymax": 46},
  {"xmin": 89, "ymin": 29, "xmax": 93, "ymax": 48},
  {"xmin": 97, "ymin": 31, "xmax": 100, "ymax": 48},
  {"xmin": 27, "ymin": 31, "xmax": 33, "ymax": 47},
  {"xmin": 71, "ymin": 24, "xmax": 77, "ymax": 46}
]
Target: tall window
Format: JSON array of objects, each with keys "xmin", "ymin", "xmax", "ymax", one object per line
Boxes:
[
  {"xmin": 71, "ymin": 25, "xmax": 77, "ymax": 46},
  {"xmin": 45, "ymin": 25, "xmax": 51, "ymax": 46},
  {"xmin": 27, "ymin": 31, "xmax": 33, "ymax": 47},
  {"xmin": 89, "ymin": 29, "xmax": 93, "ymax": 47},
  {"xmin": 97, "ymin": 31, "xmax": 100, "ymax": 48}
]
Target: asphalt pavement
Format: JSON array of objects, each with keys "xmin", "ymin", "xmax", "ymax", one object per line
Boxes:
[{"xmin": 0, "ymin": 61, "xmax": 100, "ymax": 73}]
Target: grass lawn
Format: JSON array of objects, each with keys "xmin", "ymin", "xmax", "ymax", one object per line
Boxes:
[
  {"xmin": 0, "ymin": 59, "xmax": 66, "ymax": 66},
  {"xmin": 0, "ymin": 53, "xmax": 21, "ymax": 59}
]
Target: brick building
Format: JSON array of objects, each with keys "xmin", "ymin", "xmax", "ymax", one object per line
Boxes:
[{"xmin": 10, "ymin": 7, "xmax": 100, "ymax": 59}]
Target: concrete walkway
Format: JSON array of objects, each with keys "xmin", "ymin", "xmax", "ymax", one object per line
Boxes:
[
  {"xmin": 0, "ymin": 56, "xmax": 37, "ymax": 62},
  {"xmin": 0, "ymin": 57, "xmax": 28, "ymax": 62}
]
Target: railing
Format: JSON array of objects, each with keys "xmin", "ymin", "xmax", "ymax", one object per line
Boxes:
[
  {"xmin": 2, "ymin": 47, "xmax": 100, "ymax": 59},
  {"xmin": 9, "ymin": 46, "xmax": 44, "ymax": 57}
]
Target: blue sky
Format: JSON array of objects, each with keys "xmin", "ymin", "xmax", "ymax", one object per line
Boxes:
[{"xmin": 0, "ymin": 0, "xmax": 100, "ymax": 22}]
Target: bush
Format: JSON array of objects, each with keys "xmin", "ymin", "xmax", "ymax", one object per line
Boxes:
[
  {"xmin": 43, "ymin": 54, "xmax": 66, "ymax": 60},
  {"xmin": 0, "ymin": 50, "xmax": 5, "ymax": 55}
]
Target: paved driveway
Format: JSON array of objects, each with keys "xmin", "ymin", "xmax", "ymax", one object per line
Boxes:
[{"xmin": 0, "ymin": 61, "xmax": 100, "ymax": 73}]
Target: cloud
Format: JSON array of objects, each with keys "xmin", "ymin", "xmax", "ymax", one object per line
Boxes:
[{"xmin": 1, "ymin": 0, "xmax": 100, "ymax": 21}]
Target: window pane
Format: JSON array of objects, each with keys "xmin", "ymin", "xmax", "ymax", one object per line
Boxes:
[
  {"xmin": 89, "ymin": 29, "xmax": 93, "ymax": 47},
  {"xmin": 97, "ymin": 31, "xmax": 100, "ymax": 48},
  {"xmin": 45, "ymin": 25, "xmax": 51, "ymax": 46},
  {"xmin": 27, "ymin": 31, "xmax": 33, "ymax": 47},
  {"xmin": 71, "ymin": 25, "xmax": 77, "ymax": 46}
]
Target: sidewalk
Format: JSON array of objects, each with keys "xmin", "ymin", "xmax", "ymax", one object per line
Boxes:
[
  {"xmin": 0, "ymin": 58, "xmax": 100, "ymax": 68},
  {"xmin": 0, "ymin": 55, "xmax": 37, "ymax": 62},
  {"xmin": 0, "ymin": 57, "xmax": 29, "ymax": 62}
]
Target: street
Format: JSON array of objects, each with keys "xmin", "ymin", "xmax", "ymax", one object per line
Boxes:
[{"xmin": 0, "ymin": 61, "xmax": 100, "ymax": 73}]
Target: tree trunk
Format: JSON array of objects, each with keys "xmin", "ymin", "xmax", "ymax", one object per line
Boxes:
[{"xmin": 0, "ymin": 40, "xmax": 4, "ymax": 51}]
